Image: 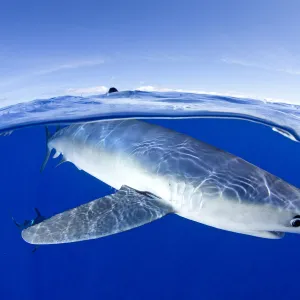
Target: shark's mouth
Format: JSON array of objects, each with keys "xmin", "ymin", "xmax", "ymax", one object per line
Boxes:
[{"xmin": 267, "ymin": 231, "xmax": 285, "ymax": 239}]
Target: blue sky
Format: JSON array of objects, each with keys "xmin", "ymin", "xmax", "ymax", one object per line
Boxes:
[{"xmin": 1, "ymin": 0, "xmax": 300, "ymax": 105}]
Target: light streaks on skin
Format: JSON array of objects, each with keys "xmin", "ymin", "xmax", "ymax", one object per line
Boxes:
[
  {"xmin": 31, "ymin": 118, "xmax": 300, "ymax": 240},
  {"xmin": 22, "ymin": 185, "xmax": 174, "ymax": 245},
  {"xmin": 124, "ymin": 125, "xmax": 300, "ymax": 213},
  {"xmin": 48, "ymin": 120, "xmax": 300, "ymax": 217}
]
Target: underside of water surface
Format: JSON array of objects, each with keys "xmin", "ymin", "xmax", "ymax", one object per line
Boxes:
[{"xmin": 0, "ymin": 90, "xmax": 299, "ymax": 142}]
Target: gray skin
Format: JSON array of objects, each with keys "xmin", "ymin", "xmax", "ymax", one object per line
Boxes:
[
  {"xmin": 22, "ymin": 185, "xmax": 174, "ymax": 244},
  {"xmin": 31, "ymin": 120, "xmax": 300, "ymax": 240}
]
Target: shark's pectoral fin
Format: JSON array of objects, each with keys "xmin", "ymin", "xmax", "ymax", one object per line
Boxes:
[{"xmin": 22, "ymin": 185, "xmax": 174, "ymax": 245}]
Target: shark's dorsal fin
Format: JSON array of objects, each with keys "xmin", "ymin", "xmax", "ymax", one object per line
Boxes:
[
  {"xmin": 108, "ymin": 87, "xmax": 118, "ymax": 94},
  {"xmin": 22, "ymin": 186, "xmax": 174, "ymax": 245}
]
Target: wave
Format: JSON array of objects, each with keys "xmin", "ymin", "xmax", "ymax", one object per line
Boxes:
[{"xmin": 0, "ymin": 90, "xmax": 299, "ymax": 141}]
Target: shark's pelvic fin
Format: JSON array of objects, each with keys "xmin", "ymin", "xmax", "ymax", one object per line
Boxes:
[
  {"xmin": 22, "ymin": 185, "xmax": 174, "ymax": 245},
  {"xmin": 55, "ymin": 157, "xmax": 67, "ymax": 168}
]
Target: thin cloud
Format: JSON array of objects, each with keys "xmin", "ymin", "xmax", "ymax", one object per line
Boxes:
[
  {"xmin": 279, "ymin": 68, "xmax": 300, "ymax": 75},
  {"xmin": 0, "ymin": 58, "xmax": 106, "ymax": 89},
  {"xmin": 136, "ymin": 85, "xmax": 289, "ymax": 104},
  {"xmin": 221, "ymin": 57, "xmax": 300, "ymax": 75},
  {"xmin": 137, "ymin": 86, "xmax": 175, "ymax": 92},
  {"xmin": 66, "ymin": 85, "xmax": 108, "ymax": 95},
  {"xmin": 136, "ymin": 54, "xmax": 195, "ymax": 63},
  {"xmin": 221, "ymin": 58, "xmax": 258, "ymax": 68},
  {"xmin": 35, "ymin": 59, "xmax": 105, "ymax": 75}
]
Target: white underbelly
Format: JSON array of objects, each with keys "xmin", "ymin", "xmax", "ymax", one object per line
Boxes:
[
  {"xmin": 60, "ymin": 143, "xmax": 225, "ymax": 222},
  {"xmin": 70, "ymin": 149, "xmax": 174, "ymax": 202}
]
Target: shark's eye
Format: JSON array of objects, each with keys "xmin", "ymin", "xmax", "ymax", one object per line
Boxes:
[{"xmin": 290, "ymin": 216, "xmax": 300, "ymax": 227}]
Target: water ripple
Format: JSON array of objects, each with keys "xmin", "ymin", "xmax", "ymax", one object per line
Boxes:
[{"xmin": 0, "ymin": 90, "xmax": 299, "ymax": 141}]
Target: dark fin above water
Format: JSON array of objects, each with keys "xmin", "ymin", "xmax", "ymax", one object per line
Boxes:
[
  {"xmin": 40, "ymin": 127, "xmax": 52, "ymax": 173},
  {"xmin": 22, "ymin": 185, "xmax": 174, "ymax": 245},
  {"xmin": 108, "ymin": 87, "xmax": 118, "ymax": 94}
]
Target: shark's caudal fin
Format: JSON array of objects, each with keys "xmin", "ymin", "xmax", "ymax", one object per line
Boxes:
[
  {"xmin": 12, "ymin": 217, "xmax": 21, "ymax": 228},
  {"xmin": 22, "ymin": 185, "xmax": 174, "ymax": 245},
  {"xmin": 13, "ymin": 208, "xmax": 46, "ymax": 230}
]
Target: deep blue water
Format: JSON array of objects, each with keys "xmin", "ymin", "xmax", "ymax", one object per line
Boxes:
[{"xmin": 1, "ymin": 92, "xmax": 300, "ymax": 300}]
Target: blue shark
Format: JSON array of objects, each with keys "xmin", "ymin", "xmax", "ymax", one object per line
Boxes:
[{"xmin": 22, "ymin": 120, "xmax": 300, "ymax": 244}]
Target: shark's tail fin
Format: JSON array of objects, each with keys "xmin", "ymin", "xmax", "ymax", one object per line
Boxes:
[
  {"xmin": 34, "ymin": 208, "xmax": 41, "ymax": 217},
  {"xmin": 12, "ymin": 217, "xmax": 21, "ymax": 228},
  {"xmin": 40, "ymin": 126, "xmax": 52, "ymax": 172}
]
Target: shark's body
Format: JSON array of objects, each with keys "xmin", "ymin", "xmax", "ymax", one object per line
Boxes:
[{"xmin": 22, "ymin": 120, "xmax": 300, "ymax": 244}]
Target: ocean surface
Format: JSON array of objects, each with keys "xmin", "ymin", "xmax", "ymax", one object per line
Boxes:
[{"xmin": 1, "ymin": 91, "xmax": 300, "ymax": 300}]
